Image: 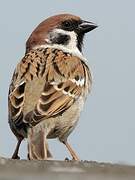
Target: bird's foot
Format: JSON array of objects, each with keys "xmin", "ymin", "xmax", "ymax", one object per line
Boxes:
[
  {"xmin": 65, "ymin": 157, "xmax": 80, "ymax": 161},
  {"xmin": 65, "ymin": 157, "xmax": 71, "ymax": 161},
  {"xmin": 12, "ymin": 154, "xmax": 20, "ymax": 160},
  {"xmin": 27, "ymin": 153, "xmax": 30, "ymax": 160}
]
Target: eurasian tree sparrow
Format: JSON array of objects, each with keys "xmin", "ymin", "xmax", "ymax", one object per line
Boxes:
[{"xmin": 8, "ymin": 14, "xmax": 97, "ymax": 160}]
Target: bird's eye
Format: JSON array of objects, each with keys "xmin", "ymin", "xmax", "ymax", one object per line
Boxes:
[{"xmin": 63, "ymin": 21, "xmax": 72, "ymax": 28}]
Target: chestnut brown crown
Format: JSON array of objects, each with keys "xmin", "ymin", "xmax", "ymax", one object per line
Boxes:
[{"xmin": 26, "ymin": 14, "xmax": 97, "ymax": 52}]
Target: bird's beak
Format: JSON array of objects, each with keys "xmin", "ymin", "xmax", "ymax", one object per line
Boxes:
[{"xmin": 78, "ymin": 20, "xmax": 98, "ymax": 33}]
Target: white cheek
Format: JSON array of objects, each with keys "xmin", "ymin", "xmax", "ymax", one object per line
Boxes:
[
  {"xmin": 65, "ymin": 31, "xmax": 77, "ymax": 50},
  {"xmin": 51, "ymin": 29, "xmax": 78, "ymax": 52}
]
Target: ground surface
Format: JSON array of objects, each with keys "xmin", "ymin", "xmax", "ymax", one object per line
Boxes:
[{"xmin": 0, "ymin": 157, "xmax": 135, "ymax": 180}]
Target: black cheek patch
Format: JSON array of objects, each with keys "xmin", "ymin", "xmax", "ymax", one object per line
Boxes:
[{"xmin": 51, "ymin": 33, "xmax": 70, "ymax": 45}]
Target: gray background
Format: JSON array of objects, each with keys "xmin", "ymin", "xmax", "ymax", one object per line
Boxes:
[{"xmin": 0, "ymin": 0, "xmax": 135, "ymax": 164}]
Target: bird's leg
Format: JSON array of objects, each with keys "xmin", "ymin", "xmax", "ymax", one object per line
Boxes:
[
  {"xmin": 47, "ymin": 147, "xmax": 53, "ymax": 159},
  {"xmin": 12, "ymin": 137, "xmax": 23, "ymax": 159},
  {"xmin": 28, "ymin": 127, "xmax": 52, "ymax": 160},
  {"xmin": 62, "ymin": 141, "xmax": 80, "ymax": 161},
  {"xmin": 27, "ymin": 142, "xmax": 52, "ymax": 160}
]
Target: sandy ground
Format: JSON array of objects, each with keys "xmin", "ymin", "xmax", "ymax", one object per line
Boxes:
[{"xmin": 0, "ymin": 157, "xmax": 135, "ymax": 180}]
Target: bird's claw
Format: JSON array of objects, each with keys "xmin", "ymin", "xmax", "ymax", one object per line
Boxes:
[
  {"xmin": 65, "ymin": 157, "xmax": 71, "ymax": 161},
  {"xmin": 12, "ymin": 155, "xmax": 20, "ymax": 160}
]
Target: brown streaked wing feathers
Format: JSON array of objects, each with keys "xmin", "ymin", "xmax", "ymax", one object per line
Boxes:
[
  {"xmin": 26, "ymin": 49, "xmax": 89, "ymax": 126},
  {"xmin": 9, "ymin": 48, "xmax": 90, "ymax": 128},
  {"xmin": 8, "ymin": 48, "xmax": 47, "ymax": 127}
]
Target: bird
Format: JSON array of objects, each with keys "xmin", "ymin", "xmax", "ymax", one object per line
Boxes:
[{"xmin": 8, "ymin": 13, "xmax": 97, "ymax": 160}]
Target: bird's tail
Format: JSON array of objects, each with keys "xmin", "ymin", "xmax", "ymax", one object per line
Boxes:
[{"xmin": 28, "ymin": 126, "xmax": 52, "ymax": 160}]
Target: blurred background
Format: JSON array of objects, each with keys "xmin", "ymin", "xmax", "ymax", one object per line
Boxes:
[{"xmin": 0, "ymin": 0, "xmax": 135, "ymax": 165}]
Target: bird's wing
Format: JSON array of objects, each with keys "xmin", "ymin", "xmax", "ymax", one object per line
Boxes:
[
  {"xmin": 8, "ymin": 48, "xmax": 48, "ymax": 136},
  {"xmin": 24, "ymin": 49, "xmax": 92, "ymax": 126},
  {"xmin": 8, "ymin": 48, "xmax": 91, "ymax": 130}
]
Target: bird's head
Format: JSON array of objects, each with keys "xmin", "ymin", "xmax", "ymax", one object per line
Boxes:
[{"xmin": 26, "ymin": 14, "xmax": 97, "ymax": 54}]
